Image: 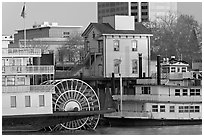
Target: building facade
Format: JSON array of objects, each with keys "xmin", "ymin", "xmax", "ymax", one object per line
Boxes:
[
  {"xmin": 81, "ymin": 15, "xmax": 152, "ymax": 78},
  {"xmin": 98, "ymin": 2, "xmax": 149, "ymax": 23},
  {"xmin": 98, "ymin": 2, "xmax": 178, "ymax": 23}
]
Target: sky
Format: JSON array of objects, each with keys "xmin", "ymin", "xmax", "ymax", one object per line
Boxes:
[{"xmin": 1, "ymin": 1, "xmax": 202, "ymax": 36}]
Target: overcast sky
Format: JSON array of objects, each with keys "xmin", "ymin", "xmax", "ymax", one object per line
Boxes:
[{"xmin": 2, "ymin": 2, "xmax": 202, "ymax": 36}]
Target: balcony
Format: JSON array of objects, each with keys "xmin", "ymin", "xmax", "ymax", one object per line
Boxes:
[
  {"xmin": 2, "ymin": 48, "xmax": 41, "ymax": 57},
  {"xmin": 2, "ymin": 85, "xmax": 55, "ymax": 93},
  {"xmin": 104, "ymin": 111, "xmax": 152, "ymax": 119},
  {"xmin": 2, "ymin": 65, "xmax": 54, "ymax": 75},
  {"xmin": 112, "ymin": 94, "xmax": 202, "ymax": 103}
]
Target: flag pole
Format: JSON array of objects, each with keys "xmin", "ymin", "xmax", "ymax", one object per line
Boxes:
[{"xmin": 23, "ymin": 2, "xmax": 26, "ymax": 47}]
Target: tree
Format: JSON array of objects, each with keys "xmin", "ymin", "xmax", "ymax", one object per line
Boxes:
[
  {"xmin": 57, "ymin": 32, "xmax": 85, "ymax": 65},
  {"xmin": 146, "ymin": 11, "xmax": 202, "ymax": 67}
]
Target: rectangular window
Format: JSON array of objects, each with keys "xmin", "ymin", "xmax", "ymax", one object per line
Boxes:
[
  {"xmin": 16, "ymin": 76, "xmax": 25, "ymax": 85},
  {"xmin": 182, "ymin": 89, "xmax": 188, "ymax": 96},
  {"xmin": 114, "ymin": 59, "xmax": 121, "ymax": 74},
  {"xmin": 190, "ymin": 106, "xmax": 194, "ymax": 112},
  {"xmin": 11, "ymin": 96, "xmax": 16, "ymax": 108},
  {"xmin": 169, "ymin": 106, "xmax": 175, "ymax": 112},
  {"xmin": 195, "ymin": 106, "xmax": 200, "ymax": 112},
  {"xmin": 160, "ymin": 105, "xmax": 165, "ymax": 112},
  {"xmin": 113, "ymin": 40, "xmax": 119, "ymax": 51},
  {"xmin": 132, "ymin": 59, "xmax": 138, "ymax": 74},
  {"xmin": 25, "ymin": 96, "xmax": 31, "ymax": 107},
  {"xmin": 195, "ymin": 89, "xmax": 200, "ymax": 96},
  {"xmin": 184, "ymin": 106, "xmax": 189, "ymax": 113},
  {"xmin": 39, "ymin": 95, "xmax": 45, "ymax": 107},
  {"xmin": 152, "ymin": 105, "xmax": 158, "ymax": 112},
  {"xmin": 182, "ymin": 67, "xmax": 186, "ymax": 72},
  {"xmin": 7, "ymin": 76, "xmax": 15, "ymax": 85},
  {"xmin": 175, "ymin": 89, "xmax": 180, "ymax": 96},
  {"xmin": 63, "ymin": 32, "xmax": 70, "ymax": 35},
  {"xmin": 190, "ymin": 89, "xmax": 195, "ymax": 96},
  {"xmin": 132, "ymin": 40, "xmax": 138, "ymax": 51},
  {"xmin": 141, "ymin": 87, "xmax": 151, "ymax": 94},
  {"xmin": 171, "ymin": 67, "xmax": 176, "ymax": 72},
  {"xmin": 177, "ymin": 67, "xmax": 180, "ymax": 72},
  {"xmin": 179, "ymin": 106, "xmax": 184, "ymax": 113}
]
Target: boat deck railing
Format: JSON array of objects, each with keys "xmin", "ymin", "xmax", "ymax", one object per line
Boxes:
[
  {"xmin": 104, "ymin": 111, "xmax": 152, "ymax": 119},
  {"xmin": 2, "ymin": 48, "xmax": 41, "ymax": 57},
  {"xmin": 2, "ymin": 85, "xmax": 55, "ymax": 93},
  {"xmin": 2, "ymin": 65, "xmax": 54, "ymax": 75},
  {"xmin": 112, "ymin": 94, "xmax": 202, "ymax": 103}
]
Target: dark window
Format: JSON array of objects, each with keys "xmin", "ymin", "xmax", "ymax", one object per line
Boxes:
[
  {"xmin": 160, "ymin": 105, "xmax": 165, "ymax": 112},
  {"xmin": 169, "ymin": 106, "xmax": 175, "ymax": 112},
  {"xmin": 182, "ymin": 89, "xmax": 188, "ymax": 96},
  {"xmin": 190, "ymin": 89, "xmax": 195, "ymax": 96},
  {"xmin": 175, "ymin": 89, "xmax": 180, "ymax": 96},
  {"xmin": 196, "ymin": 89, "xmax": 200, "ymax": 96},
  {"xmin": 152, "ymin": 105, "xmax": 158, "ymax": 112},
  {"xmin": 142, "ymin": 87, "xmax": 151, "ymax": 94}
]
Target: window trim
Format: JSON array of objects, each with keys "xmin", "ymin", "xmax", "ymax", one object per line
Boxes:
[
  {"xmin": 39, "ymin": 95, "xmax": 45, "ymax": 107},
  {"xmin": 25, "ymin": 95, "xmax": 31, "ymax": 107},
  {"xmin": 10, "ymin": 96, "xmax": 17, "ymax": 108}
]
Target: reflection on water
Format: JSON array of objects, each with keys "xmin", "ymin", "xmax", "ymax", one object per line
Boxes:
[{"xmin": 3, "ymin": 125, "xmax": 202, "ymax": 135}]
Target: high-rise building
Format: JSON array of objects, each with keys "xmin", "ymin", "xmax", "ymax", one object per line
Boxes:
[
  {"xmin": 149, "ymin": 2, "xmax": 177, "ymax": 21},
  {"xmin": 98, "ymin": 2, "xmax": 178, "ymax": 23},
  {"xmin": 97, "ymin": 2, "xmax": 149, "ymax": 23}
]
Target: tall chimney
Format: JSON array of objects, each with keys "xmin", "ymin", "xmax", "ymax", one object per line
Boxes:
[
  {"xmin": 139, "ymin": 53, "xmax": 142, "ymax": 78},
  {"xmin": 157, "ymin": 55, "xmax": 161, "ymax": 85}
]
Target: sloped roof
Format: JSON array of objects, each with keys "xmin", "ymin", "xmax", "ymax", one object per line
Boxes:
[{"xmin": 82, "ymin": 22, "xmax": 152, "ymax": 36}]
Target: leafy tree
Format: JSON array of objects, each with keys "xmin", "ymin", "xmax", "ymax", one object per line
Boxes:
[{"xmin": 145, "ymin": 11, "xmax": 202, "ymax": 67}]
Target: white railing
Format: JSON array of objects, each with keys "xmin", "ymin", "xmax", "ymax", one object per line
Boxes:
[
  {"xmin": 2, "ymin": 65, "xmax": 54, "ymax": 75},
  {"xmin": 112, "ymin": 94, "xmax": 202, "ymax": 103},
  {"xmin": 2, "ymin": 48, "xmax": 41, "ymax": 57},
  {"xmin": 104, "ymin": 111, "xmax": 152, "ymax": 118},
  {"xmin": 2, "ymin": 85, "xmax": 55, "ymax": 93}
]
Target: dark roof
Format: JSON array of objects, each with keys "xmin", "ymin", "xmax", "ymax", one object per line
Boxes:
[{"xmin": 82, "ymin": 22, "xmax": 152, "ymax": 36}]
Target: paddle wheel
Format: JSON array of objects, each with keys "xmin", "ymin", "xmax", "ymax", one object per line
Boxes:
[{"xmin": 41, "ymin": 79, "xmax": 100, "ymax": 131}]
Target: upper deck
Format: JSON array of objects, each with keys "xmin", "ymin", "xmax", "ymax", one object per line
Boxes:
[{"xmin": 2, "ymin": 48, "xmax": 41, "ymax": 58}]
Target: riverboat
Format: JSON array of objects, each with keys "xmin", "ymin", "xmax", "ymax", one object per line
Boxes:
[
  {"xmin": 104, "ymin": 56, "xmax": 202, "ymax": 126},
  {"xmin": 2, "ymin": 45, "xmax": 114, "ymax": 132}
]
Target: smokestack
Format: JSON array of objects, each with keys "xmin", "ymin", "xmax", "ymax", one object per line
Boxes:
[
  {"xmin": 157, "ymin": 55, "xmax": 161, "ymax": 85},
  {"xmin": 139, "ymin": 53, "xmax": 142, "ymax": 78}
]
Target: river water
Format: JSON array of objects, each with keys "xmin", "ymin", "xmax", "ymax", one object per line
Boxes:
[{"xmin": 3, "ymin": 125, "xmax": 202, "ymax": 135}]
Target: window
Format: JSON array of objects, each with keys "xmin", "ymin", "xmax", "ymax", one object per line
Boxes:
[
  {"xmin": 160, "ymin": 105, "xmax": 165, "ymax": 112},
  {"xmin": 132, "ymin": 59, "xmax": 138, "ymax": 74},
  {"xmin": 7, "ymin": 76, "xmax": 15, "ymax": 85},
  {"xmin": 179, "ymin": 106, "xmax": 184, "ymax": 113},
  {"xmin": 182, "ymin": 89, "xmax": 188, "ymax": 96},
  {"xmin": 2, "ymin": 59, "xmax": 5, "ymax": 73},
  {"xmin": 114, "ymin": 59, "xmax": 121, "ymax": 74},
  {"xmin": 132, "ymin": 40, "xmax": 138, "ymax": 51},
  {"xmin": 63, "ymin": 32, "xmax": 70, "ymax": 35},
  {"xmin": 39, "ymin": 95, "xmax": 45, "ymax": 107},
  {"xmin": 177, "ymin": 67, "xmax": 180, "ymax": 72},
  {"xmin": 182, "ymin": 67, "xmax": 186, "ymax": 72},
  {"xmin": 16, "ymin": 76, "xmax": 25, "ymax": 85},
  {"xmin": 113, "ymin": 40, "xmax": 119, "ymax": 51},
  {"xmin": 184, "ymin": 106, "xmax": 189, "ymax": 113},
  {"xmin": 190, "ymin": 106, "xmax": 194, "ymax": 112},
  {"xmin": 171, "ymin": 67, "xmax": 176, "ymax": 72},
  {"xmin": 11, "ymin": 96, "xmax": 16, "ymax": 108},
  {"xmin": 141, "ymin": 87, "xmax": 151, "ymax": 94},
  {"xmin": 25, "ymin": 96, "xmax": 31, "ymax": 107},
  {"xmin": 195, "ymin": 106, "xmax": 200, "ymax": 112},
  {"xmin": 152, "ymin": 105, "xmax": 158, "ymax": 112},
  {"xmin": 169, "ymin": 106, "xmax": 175, "ymax": 112},
  {"xmin": 195, "ymin": 89, "xmax": 200, "ymax": 96},
  {"xmin": 175, "ymin": 89, "xmax": 180, "ymax": 96},
  {"xmin": 190, "ymin": 89, "xmax": 195, "ymax": 96}
]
